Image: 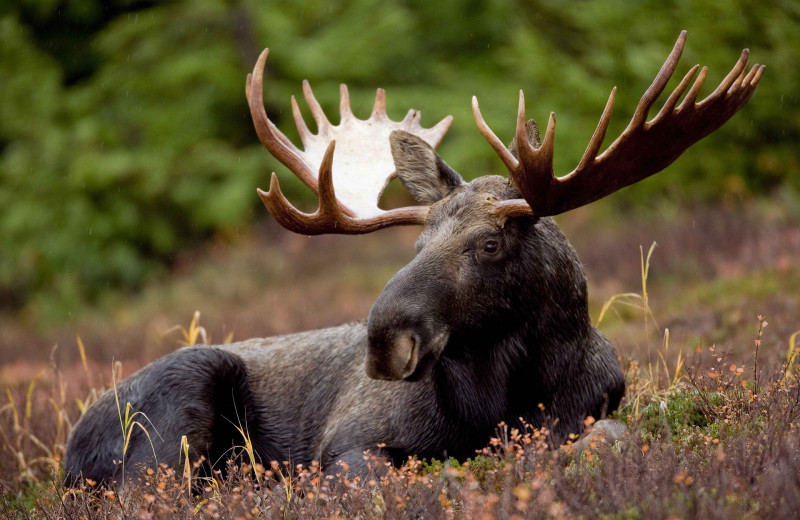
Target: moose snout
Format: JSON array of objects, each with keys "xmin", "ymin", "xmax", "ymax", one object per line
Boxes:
[{"xmin": 366, "ymin": 254, "xmax": 453, "ymax": 380}]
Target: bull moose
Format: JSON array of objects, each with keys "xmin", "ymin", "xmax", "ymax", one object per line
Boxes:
[{"xmin": 64, "ymin": 31, "xmax": 763, "ymax": 487}]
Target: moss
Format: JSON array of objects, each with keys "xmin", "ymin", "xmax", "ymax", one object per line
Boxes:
[{"xmin": 633, "ymin": 388, "xmax": 716, "ymax": 442}]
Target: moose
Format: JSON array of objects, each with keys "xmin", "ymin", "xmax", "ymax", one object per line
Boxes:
[{"xmin": 64, "ymin": 32, "xmax": 763, "ymax": 487}]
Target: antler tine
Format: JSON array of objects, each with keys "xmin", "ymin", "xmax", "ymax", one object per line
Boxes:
[
  {"xmin": 520, "ymin": 94, "xmax": 557, "ymax": 169},
  {"xmin": 302, "ymin": 81, "xmax": 332, "ymax": 134},
  {"xmin": 400, "ymin": 109, "xmax": 416, "ymax": 125},
  {"xmin": 417, "ymin": 115, "xmax": 454, "ymax": 148},
  {"xmin": 654, "ymin": 64, "xmax": 699, "ymax": 120},
  {"xmin": 257, "ymin": 161, "xmax": 430, "ymax": 236},
  {"xmin": 485, "ymin": 31, "xmax": 765, "ymax": 219},
  {"xmin": 510, "ymin": 91, "xmax": 557, "ymax": 206},
  {"xmin": 371, "ymin": 89, "xmax": 388, "ymax": 121},
  {"xmin": 513, "ymin": 91, "xmax": 532, "ymax": 161},
  {"xmin": 314, "ymin": 141, "xmax": 346, "ymax": 221},
  {"xmin": 257, "ymin": 173, "xmax": 314, "ymax": 232},
  {"xmin": 248, "ymin": 49, "xmax": 318, "ymax": 191},
  {"xmin": 674, "ymin": 66, "xmax": 707, "ymax": 114},
  {"xmin": 339, "ymin": 84, "xmax": 355, "ymax": 123},
  {"xmin": 631, "ymin": 30, "xmax": 687, "ymax": 129},
  {"xmin": 575, "ymin": 87, "xmax": 616, "ymax": 172},
  {"xmin": 291, "ymin": 95, "xmax": 315, "ymax": 146},
  {"xmin": 708, "ymin": 49, "xmax": 749, "ymax": 101},
  {"xmin": 742, "ymin": 63, "xmax": 762, "ymax": 88},
  {"xmin": 472, "ymin": 96, "xmax": 519, "ymax": 173},
  {"xmin": 749, "ymin": 64, "xmax": 766, "ymax": 87}
]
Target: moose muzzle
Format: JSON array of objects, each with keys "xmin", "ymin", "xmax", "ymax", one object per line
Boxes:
[
  {"xmin": 366, "ymin": 245, "xmax": 455, "ymax": 380},
  {"xmin": 366, "ymin": 278, "xmax": 452, "ymax": 380}
]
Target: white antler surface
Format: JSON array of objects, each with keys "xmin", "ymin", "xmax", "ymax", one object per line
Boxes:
[{"xmin": 291, "ymin": 82, "xmax": 452, "ymax": 217}]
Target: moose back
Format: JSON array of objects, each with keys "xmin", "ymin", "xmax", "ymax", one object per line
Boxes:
[{"xmin": 64, "ymin": 31, "xmax": 763, "ymax": 487}]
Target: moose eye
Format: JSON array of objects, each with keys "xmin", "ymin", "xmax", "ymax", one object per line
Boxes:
[
  {"xmin": 475, "ymin": 236, "xmax": 505, "ymax": 263},
  {"xmin": 482, "ymin": 240, "xmax": 499, "ymax": 255}
]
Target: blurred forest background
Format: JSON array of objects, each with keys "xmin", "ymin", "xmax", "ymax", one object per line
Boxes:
[{"xmin": 1, "ymin": 0, "xmax": 799, "ymax": 364}]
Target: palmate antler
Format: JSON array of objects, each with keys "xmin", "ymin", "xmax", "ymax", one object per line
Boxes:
[
  {"xmin": 246, "ymin": 49, "xmax": 452, "ymax": 234},
  {"xmin": 473, "ymin": 30, "xmax": 766, "ymax": 219}
]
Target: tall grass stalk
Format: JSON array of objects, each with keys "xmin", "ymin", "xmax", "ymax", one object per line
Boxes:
[
  {"xmin": 180, "ymin": 434, "xmax": 192, "ymax": 495},
  {"xmin": 595, "ymin": 242, "xmax": 659, "ymax": 335},
  {"xmin": 640, "ymin": 242, "xmax": 656, "ymax": 342},
  {"xmin": 112, "ymin": 364, "xmax": 159, "ymax": 485},
  {"xmin": 753, "ymin": 315, "xmax": 767, "ymax": 395},
  {"xmin": 785, "ymin": 329, "xmax": 800, "ymax": 379}
]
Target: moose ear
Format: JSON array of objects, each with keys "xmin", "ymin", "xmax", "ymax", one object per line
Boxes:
[
  {"xmin": 390, "ymin": 130, "xmax": 464, "ymax": 204},
  {"xmin": 505, "ymin": 119, "xmax": 541, "ymax": 193},
  {"xmin": 508, "ymin": 119, "xmax": 542, "ymax": 159}
]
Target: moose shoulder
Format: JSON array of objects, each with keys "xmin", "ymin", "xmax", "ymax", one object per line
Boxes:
[{"xmin": 64, "ymin": 31, "xmax": 764, "ymax": 487}]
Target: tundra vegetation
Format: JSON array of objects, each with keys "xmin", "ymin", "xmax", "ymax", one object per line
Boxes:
[{"xmin": 3, "ymin": 1, "xmax": 800, "ymax": 519}]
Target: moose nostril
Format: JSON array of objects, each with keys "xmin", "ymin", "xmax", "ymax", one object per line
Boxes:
[
  {"xmin": 399, "ymin": 333, "xmax": 420, "ymax": 379},
  {"xmin": 365, "ymin": 329, "xmax": 421, "ymax": 381}
]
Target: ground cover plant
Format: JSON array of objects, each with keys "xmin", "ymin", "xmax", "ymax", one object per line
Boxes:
[{"xmin": 2, "ymin": 203, "xmax": 800, "ymax": 519}]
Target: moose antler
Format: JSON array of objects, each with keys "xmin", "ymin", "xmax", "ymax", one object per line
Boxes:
[
  {"xmin": 247, "ymin": 49, "xmax": 453, "ymax": 234},
  {"xmin": 472, "ymin": 31, "xmax": 765, "ymax": 219}
]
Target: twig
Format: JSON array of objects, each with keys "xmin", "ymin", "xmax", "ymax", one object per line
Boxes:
[{"xmin": 754, "ymin": 315, "xmax": 767, "ymax": 396}]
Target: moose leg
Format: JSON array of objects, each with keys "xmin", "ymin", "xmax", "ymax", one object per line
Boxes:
[{"xmin": 64, "ymin": 347, "xmax": 259, "ymax": 488}]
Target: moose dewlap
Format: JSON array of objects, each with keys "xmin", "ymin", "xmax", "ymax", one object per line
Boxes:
[{"xmin": 64, "ymin": 31, "xmax": 763, "ymax": 487}]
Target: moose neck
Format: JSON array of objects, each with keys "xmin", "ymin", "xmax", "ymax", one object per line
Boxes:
[
  {"xmin": 433, "ymin": 297, "xmax": 593, "ymax": 429},
  {"xmin": 432, "ymin": 327, "xmax": 527, "ymax": 428},
  {"xmin": 425, "ymin": 216, "xmax": 593, "ymax": 428}
]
